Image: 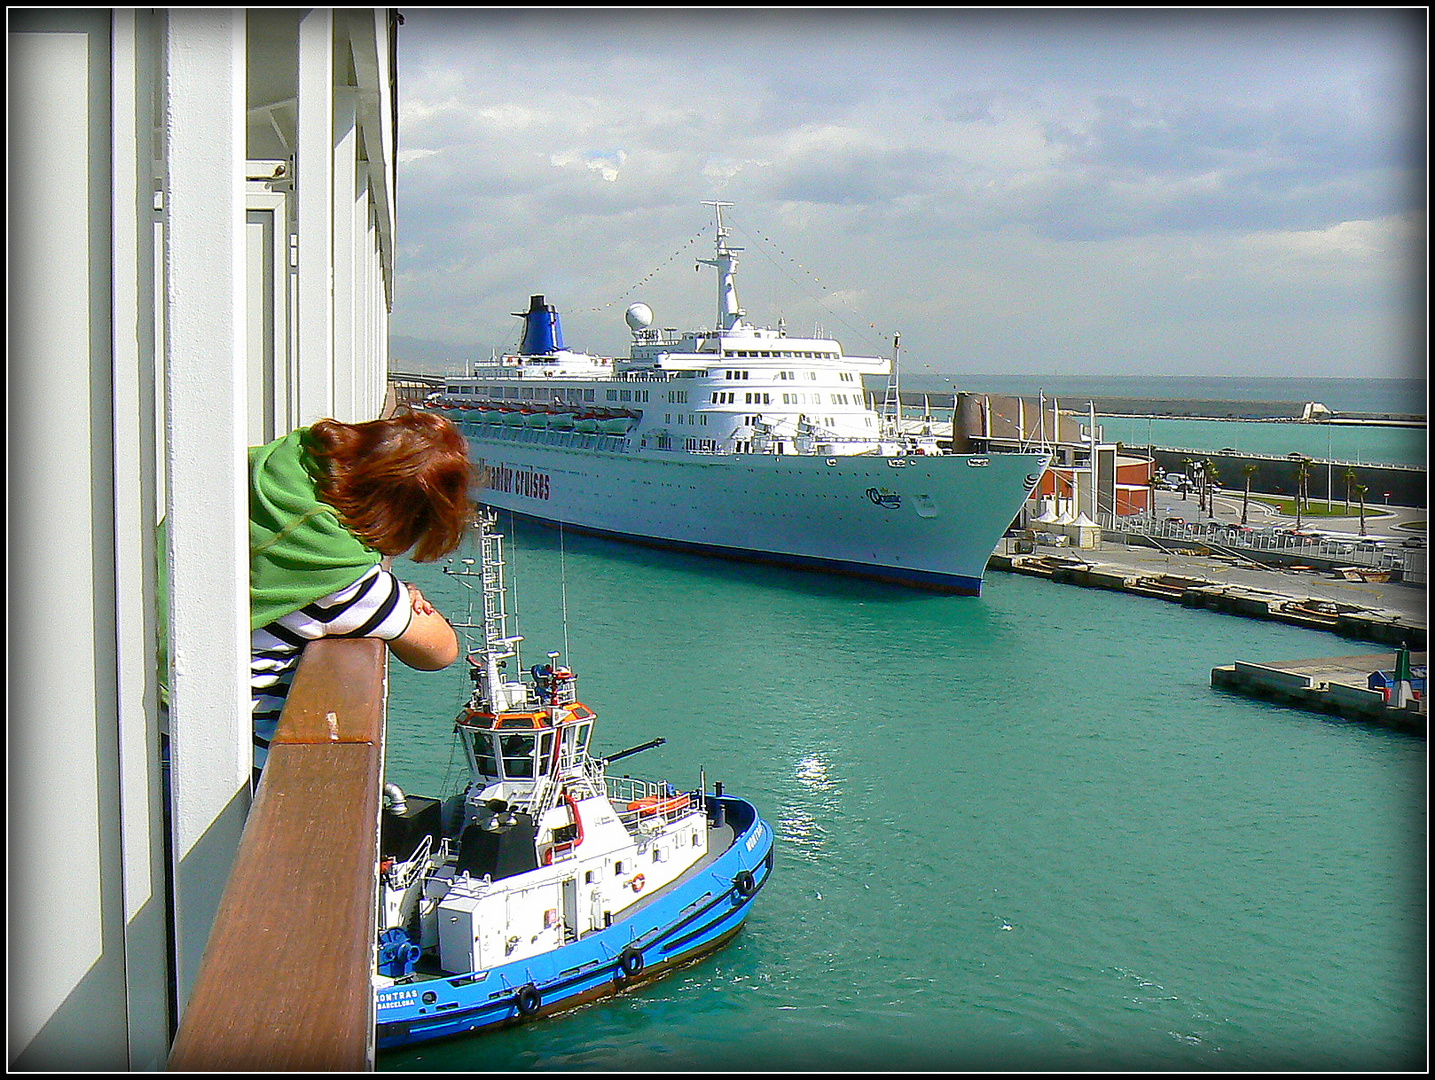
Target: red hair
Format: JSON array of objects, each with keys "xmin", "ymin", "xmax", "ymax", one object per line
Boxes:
[{"xmin": 304, "ymin": 411, "xmax": 473, "ymax": 562}]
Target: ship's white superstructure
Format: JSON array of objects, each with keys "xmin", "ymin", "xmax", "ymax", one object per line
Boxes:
[{"xmin": 431, "ymin": 204, "xmax": 1049, "ymax": 594}]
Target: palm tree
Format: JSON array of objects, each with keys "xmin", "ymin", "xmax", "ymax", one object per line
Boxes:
[
  {"xmin": 1204, "ymin": 460, "xmax": 1220, "ymax": 518},
  {"xmin": 1356, "ymin": 483, "xmax": 1368, "ymax": 535},
  {"xmin": 1241, "ymin": 462, "xmax": 1258, "ymax": 525},
  {"xmin": 1343, "ymin": 465, "xmax": 1357, "ymax": 512},
  {"xmin": 1293, "ymin": 457, "xmax": 1311, "ymax": 530}
]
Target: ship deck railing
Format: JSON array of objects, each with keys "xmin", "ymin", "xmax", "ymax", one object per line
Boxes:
[
  {"xmin": 167, "ymin": 637, "xmax": 387, "ymax": 1071},
  {"xmin": 603, "ymin": 775, "xmax": 698, "ymax": 833}
]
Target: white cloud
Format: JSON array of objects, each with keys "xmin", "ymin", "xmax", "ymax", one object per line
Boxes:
[
  {"xmin": 390, "ymin": 9, "xmax": 1424, "ymax": 380},
  {"xmin": 549, "ymin": 149, "xmax": 629, "ymax": 183},
  {"xmin": 1238, "ymin": 216, "xmax": 1410, "ymax": 264}
]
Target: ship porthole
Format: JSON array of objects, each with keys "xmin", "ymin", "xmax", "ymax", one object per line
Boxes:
[{"xmin": 515, "ymin": 983, "xmax": 542, "ymax": 1016}]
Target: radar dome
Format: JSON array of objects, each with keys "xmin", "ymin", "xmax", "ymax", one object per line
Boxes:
[{"xmin": 625, "ymin": 303, "xmax": 654, "ymax": 331}]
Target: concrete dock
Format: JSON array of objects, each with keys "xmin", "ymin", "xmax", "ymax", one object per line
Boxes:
[
  {"xmin": 1210, "ymin": 652, "xmax": 1426, "ymax": 735},
  {"xmin": 989, "ymin": 538, "xmax": 1426, "ymax": 648}
]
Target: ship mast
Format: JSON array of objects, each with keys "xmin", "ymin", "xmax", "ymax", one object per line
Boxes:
[{"xmin": 699, "ymin": 200, "xmax": 745, "ymax": 333}]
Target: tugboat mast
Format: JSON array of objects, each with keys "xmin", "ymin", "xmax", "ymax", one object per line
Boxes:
[{"xmin": 445, "ymin": 511, "xmax": 527, "ymax": 713}]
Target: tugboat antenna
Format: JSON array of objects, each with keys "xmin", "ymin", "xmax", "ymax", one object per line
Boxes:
[{"xmin": 560, "ymin": 520, "xmax": 571, "ymax": 666}]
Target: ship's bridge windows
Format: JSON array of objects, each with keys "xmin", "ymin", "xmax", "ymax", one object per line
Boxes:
[
  {"xmin": 498, "ymin": 731, "xmax": 554, "ymax": 780},
  {"xmin": 469, "ymin": 732, "xmax": 499, "ymax": 777},
  {"xmin": 559, "ymin": 721, "xmax": 592, "ymax": 770}
]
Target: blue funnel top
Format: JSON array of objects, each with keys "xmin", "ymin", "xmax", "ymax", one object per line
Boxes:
[{"xmin": 518, "ymin": 294, "xmax": 565, "ymax": 356}]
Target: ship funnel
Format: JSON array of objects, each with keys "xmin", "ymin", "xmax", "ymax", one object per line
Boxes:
[{"xmin": 517, "ymin": 294, "xmax": 566, "ymax": 356}]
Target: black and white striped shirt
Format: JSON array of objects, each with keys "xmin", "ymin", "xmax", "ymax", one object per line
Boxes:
[{"xmin": 250, "ymin": 565, "xmax": 412, "ymax": 773}]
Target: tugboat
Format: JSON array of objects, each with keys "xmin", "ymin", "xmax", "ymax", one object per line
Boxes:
[{"xmin": 373, "ymin": 513, "xmax": 774, "ymax": 1050}]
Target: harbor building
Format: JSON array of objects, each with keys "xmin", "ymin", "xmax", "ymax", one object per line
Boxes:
[
  {"xmin": 9, "ymin": 9, "xmax": 398, "ymax": 1069},
  {"xmin": 949, "ymin": 391, "xmax": 1159, "ymax": 527}
]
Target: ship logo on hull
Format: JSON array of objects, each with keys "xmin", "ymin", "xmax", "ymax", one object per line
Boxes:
[{"xmin": 866, "ymin": 487, "xmax": 902, "ymax": 509}]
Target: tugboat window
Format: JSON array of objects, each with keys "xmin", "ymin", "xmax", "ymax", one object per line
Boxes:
[
  {"xmin": 473, "ymin": 734, "xmax": 498, "ymax": 775},
  {"xmin": 500, "ymin": 733, "xmax": 536, "ymax": 778}
]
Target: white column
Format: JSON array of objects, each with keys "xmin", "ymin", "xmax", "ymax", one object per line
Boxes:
[
  {"xmin": 162, "ymin": 6, "xmax": 251, "ymax": 1009},
  {"xmin": 295, "ymin": 7, "xmax": 334, "ymax": 423},
  {"xmin": 111, "ymin": 8, "xmax": 173, "ymax": 1066},
  {"xmin": 8, "ymin": 16, "xmax": 130, "ymax": 1067}
]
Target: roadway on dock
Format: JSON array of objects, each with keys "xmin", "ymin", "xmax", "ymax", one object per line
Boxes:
[{"xmin": 1127, "ymin": 488, "xmax": 1426, "ymax": 622}]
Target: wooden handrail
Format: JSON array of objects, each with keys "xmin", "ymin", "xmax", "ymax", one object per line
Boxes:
[{"xmin": 168, "ymin": 637, "xmax": 387, "ymax": 1071}]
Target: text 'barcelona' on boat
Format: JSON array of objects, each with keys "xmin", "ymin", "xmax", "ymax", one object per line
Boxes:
[
  {"xmin": 427, "ymin": 202, "xmax": 1051, "ymax": 596},
  {"xmin": 373, "ymin": 513, "xmax": 774, "ymax": 1050}
]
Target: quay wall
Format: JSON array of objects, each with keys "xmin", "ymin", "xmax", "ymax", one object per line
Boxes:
[{"xmin": 1144, "ymin": 449, "xmax": 1426, "ymax": 510}]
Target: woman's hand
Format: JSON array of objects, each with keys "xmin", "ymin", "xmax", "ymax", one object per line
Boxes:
[
  {"xmin": 407, "ymin": 583, "xmax": 437, "ymax": 617},
  {"xmin": 389, "ymin": 582, "xmax": 459, "ymax": 671}
]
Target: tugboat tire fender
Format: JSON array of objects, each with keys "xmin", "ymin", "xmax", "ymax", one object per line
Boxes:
[
  {"xmin": 618, "ymin": 945, "xmax": 644, "ymax": 978},
  {"xmin": 734, "ymin": 870, "xmax": 757, "ymax": 898},
  {"xmin": 515, "ymin": 983, "xmax": 541, "ymax": 1016}
]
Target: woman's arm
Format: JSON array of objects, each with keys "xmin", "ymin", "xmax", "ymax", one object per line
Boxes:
[{"xmin": 388, "ymin": 584, "xmax": 459, "ymax": 670}]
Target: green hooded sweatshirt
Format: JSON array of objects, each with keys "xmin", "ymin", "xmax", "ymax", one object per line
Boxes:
[{"xmin": 248, "ymin": 428, "xmax": 381, "ymax": 629}]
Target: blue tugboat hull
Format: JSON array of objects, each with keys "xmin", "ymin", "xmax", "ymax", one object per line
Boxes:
[{"xmin": 376, "ymin": 796, "xmax": 773, "ymax": 1050}]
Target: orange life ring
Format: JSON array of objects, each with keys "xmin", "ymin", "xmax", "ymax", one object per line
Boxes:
[{"xmin": 630, "ymin": 874, "xmax": 646, "ymax": 893}]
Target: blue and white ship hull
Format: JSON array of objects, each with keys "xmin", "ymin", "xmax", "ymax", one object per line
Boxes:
[
  {"xmin": 467, "ymin": 431, "xmax": 1046, "ymax": 594},
  {"xmin": 376, "ymin": 796, "xmax": 772, "ymax": 1050}
]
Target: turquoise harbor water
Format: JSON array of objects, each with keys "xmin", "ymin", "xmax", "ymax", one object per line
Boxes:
[{"xmin": 379, "ymin": 517, "xmax": 1425, "ymax": 1072}]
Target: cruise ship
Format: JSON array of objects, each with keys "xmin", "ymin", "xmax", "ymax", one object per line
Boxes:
[{"xmin": 430, "ymin": 204, "xmax": 1049, "ymax": 594}]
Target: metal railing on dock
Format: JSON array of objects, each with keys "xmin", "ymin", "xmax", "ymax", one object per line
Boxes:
[{"xmin": 167, "ymin": 637, "xmax": 387, "ymax": 1071}]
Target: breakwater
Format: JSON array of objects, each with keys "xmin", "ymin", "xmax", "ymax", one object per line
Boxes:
[{"xmin": 894, "ymin": 389, "xmax": 1424, "ymax": 424}]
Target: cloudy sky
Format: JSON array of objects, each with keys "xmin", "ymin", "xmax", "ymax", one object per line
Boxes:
[{"xmin": 391, "ymin": 8, "xmax": 1424, "ymax": 385}]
